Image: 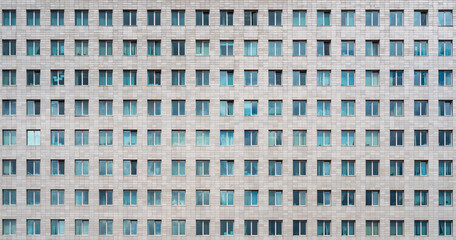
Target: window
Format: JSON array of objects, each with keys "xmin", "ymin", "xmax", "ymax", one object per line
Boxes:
[
  {"xmin": 171, "ymin": 70, "xmax": 185, "ymax": 86},
  {"xmin": 366, "ymin": 190, "xmax": 379, "ymax": 206},
  {"xmin": 99, "ymin": 40, "xmax": 112, "ymax": 56},
  {"xmin": 99, "ymin": 70, "xmax": 113, "ymax": 86},
  {"xmin": 414, "ymin": 100, "xmax": 428, "ymax": 116},
  {"xmin": 171, "ymin": 100, "xmax": 186, "ymax": 116},
  {"xmin": 220, "ymin": 160, "xmax": 234, "ymax": 176},
  {"xmin": 268, "ymin": 100, "xmax": 282, "ymax": 116},
  {"xmin": 2, "ymin": 130, "xmax": 16, "ymax": 145},
  {"xmin": 268, "ymin": 70, "xmax": 282, "ymax": 86},
  {"xmin": 269, "ymin": 160, "xmax": 282, "ymax": 176},
  {"xmin": 390, "ymin": 10, "xmax": 403, "ymax": 26},
  {"xmin": 2, "ymin": 219, "xmax": 16, "ymax": 235},
  {"xmin": 390, "ymin": 160, "xmax": 403, "ymax": 176},
  {"xmin": 269, "ymin": 130, "xmax": 282, "ymax": 146},
  {"xmin": 196, "ymin": 220, "xmax": 210, "ymax": 235},
  {"xmin": 3, "ymin": 10, "xmax": 16, "ymax": 26},
  {"xmin": 317, "ymin": 190, "xmax": 331, "ymax": 205},
  {"xmin": 75, "ymin": 100, "xmax": 89, "ymax": 116},
  {"xmin": 439, "ymin": 190, "xmax": 452, "ymax": 206},
  {"xmin": 2, "ymin": 160, "xmax": 16, "ymax": 175},
  {"xmin": 268, "ymin": 40, "xmax": 282, "ymax": 56},
  {"xmin": 366, "ymin": 160, "xmax": 379, "ymax": 176},
  {"xmin": 414, "ymin": 70, "xmax": 428, "ymax": 86},
  {"xmin": 317, "ymin": 100, "xmax": 330, "ymax": 115},
  {"xmin": 292, "ymin": 70, "xmax": 306, "ymax": 86},
  {"xmin": 439, "ymin": 220, "xmax": 452, "ymax": 236},
  {"xmin": 439, "ymin": 70, "xmax": 452, "ymax": 86},
  {"xmin": 288, "ymin": 10, "xmax": 306, "ymax": 26},
  {"xmin": 244, "ymin": 10, "xmax": 258, "ymax": 25},
  {"xmin": 292, "ymin": 190, "xmax": 307, "ymax": 206},
  {"xmin": 244, "ymin": 100, "xmax": 258, "ymax": 116},
  {"xmin": 390, "ymin": 70, "xmax": 403, "ymax": 86},
  {"xmin": 196, "ymin": 10, "xmax": 209, "ymax": 25},
  {"xmin": 75, "ymin": 220, "xmax": 89, "ymax": 235},
  {"xmin": 341, "ymin": 220, "xmax": 355, "ymax": 236},
  {"xmin": 99, "ymin": 160, "xmax": 113, "ymax": 176},
  {"xmin": 172, "ymin": 130, "xmax": 185, "ymax": 145},
  {"xmin": 27, "ymin": 130, "xmax": 41, "ymax": 145},
  {"xmin": 171, "ymin": 10, "xmax": 185, "ymax": 25},
  {"xmin": 293, "ymin": 160, "xmax": 306, "ymax": 176},
  {"xmin": 26, "ymin": 189, "xmax": 40, "ymax": 205},
  {"xmin": 341, "ymin": 160, "xmax": 355, "ymax": 176},
  {"xmin": 317, "ymin": 130, "xmax": 331, "ymax": 146},
  {"xmin": 390, "ymin": 130, "xmax": 404, "ymax": 146},
  {"xmin": 99, "ymin": 219, "xmax": 113, "ymax": 235},
  {"xmin": 147, "ymin": 130, "xmax": 161, "ymax": 146},
  {"xmin": 317, "ymin": 10, "xmax": 330, "ymax": 26},
  {"xmin": 75, "ymin": 10, "xmax": 88, "ymax": 25},
  {"xmin": 148, "ymin": 100, "xmax": 161, "ymax": 116},
  {"xmin": 293, "ymin": 130, "xmax": 307, "ymax": 146},
  {"xmin": 75, "ymin": 190, "xmax": 88, "ymax": 205},
  {"xmin": 147, "ymin": 10, "xmax": 161, "ymax": 25},
  {"xmin": 172, "ymin": 160, "xmax": 185, "ymax": 176},
  {"xmin": 2, "ymin": 40, "xmax": 16, "ymax": 56},
  {"xmin": 148, "ymin": 190, "xmax": 161, "ymax": 205},
  {"xmin": 148, "ymin": 220, "xmax": 162, "ymax": 235},
  {"xmin": 390, "ymin": 190, "xmax": 404, "ymax": 206},
  {"xmin": 341, "ymin": 70, "xmax": 355, "ymax": 86},
  {"xmin": 366, "ymin": 10, "xmax": 379, "ymax": 26},
  {"xmin": 26, "ymin": 219, "xmax": 40, "ymax": 235},
  {"xmin": 147, "ymin": 160, "xmax": 161, "ymax": 176},
  {"xmin": 414, "ymin": 10, "xmax": 427, "ymax": 26},
  {"xmin": 50, "ymin": 100, "xmax": 64, "ymax": 116},
  {"xmin": 220, "ymin": 100, "xmax": 234, "ymax": 116},
  {"xmin": 99, "ymin": 10, "xmax": 112, "ymax": 25},
  {"xmin": 244, "ymin": 40, "xmax": 258, "ymax": 56},
  {"xmin": 366, "ymin": 220, "xmax": 379, "ymax": 236},
  {"xmin": 317, "ymin": 160, "xmax": 331, "ymax": 176},
  {"xmin": 123, "ymin": 100, "xmax": 137, "ymax": 115},
  {"xmin": 51, "ymin": 219, "xmax": 64, "ymax": 235},
  {"xmin": 2, "ymin": 100, "xmax": 16, "ymax": 115},
  {"xmin": 123, "ymin": 10, "xmax": 136, "ymax": 26},
  {"xmin": 195, "ymin": 130, "xmax": 209, "ymax": 146},
  {"xmin": 341, "ymin": 40, "xmax": 355, "ymax": 56},
  {"xmin": 269, "ymin": 220, "xmax": 282, "ymax": 236},
  {"xmin": 74, "ymin": 40, "xmax": 88, "ymax": 56},
  {"xmin": 341, "ymin": 10, "xmax": 355, "ymax": 26},
  {"xmin": 390, "ymin": 220, "xmax": 404, "ymax": 236},
  {"xmin": 317, "ymin": 70, "xmax": 330, "ymax": 86},
  {"xmin": 365, "ymin": 100, "xmax": 379, "ymax": 116},
  {"xmin": 414, "ymin": 160, "xmax": 428, "ymax": 176},
  {"xmin": 220, "ymin": 40, "xmax": 233, "ymax": 56},
  {"xmin": 414, "ymin": 130, "xmax": 428, "ymax": 146},
  {"xmin": 390, "ymin": 40, "xmax": 403, "ymax": 56},
  {"xmin": 2, "ymin": 189, "xmax": 16, "ymax": 205},
  {"xmin": 244, "ymin": 190, "xmax": 258, "ymax": 205},
  {"xmin": 244, "ymin": 160, "xmax": 258, "ymax": 176},
  {"xmin": 50, "ymin": 70, "xmax": 64, "ymax": 86},
  {"xmin": 439, "ymin": 130, "xmax": 452, "ymax": 146},
  {"xmin": 269, "ymin": 190, "xmax": 282, "ymax": 205},
  {"xmin": 51, "ymin": 190, "xmax": 65, "ymax": 205},
  {"xmin": 245, "ymin": 220, "xmax": 258, "ymax": 235},
  {"xmin": 268, "ymin": 10, "xmax": 282, "ymax": 26},
  {"xmin": 366, "ymin": 40, "xmax": 379, "ymax": 56},
  {"xmin": 439, "ymin": 160, "xmax": 452, "ymax": 176},
  {"xmin": 195, "ymin": 160, "xmax": 209, "ymax": 176},
  {"xmin": 196, "ymin": 40, "xmax": 209, "ymax": 56},
  {"xmin": 390, "ymin": 100, "xmax": 403, "ymax": 116},
  {"xmin": 75, "ymin": 70, "xmax": 88, "ymax": 85},
  {"xmin": 317, "ymin": 220, "xmax": 331, "ymax": 236},
  {"xmin": 220, "ymin": 70, "xmax": 234, "ymax": 86},
  {"xmin": 2, "ymin": 70, "xmax": 16, "ymax": 85},
  {"xmin": 414, "ymin": 40, "xmax": 427, "ymax": 56},
  {"xmin": 99, "ymin": 100, "xmax": 112, "ymax": 116},
  {"xmin": 341, "ymin": 190, "xmax": 355, "ymax": 206},
  {"xmin": 439, "ymin": 10, "xmax": 452, "ymax": 26},
  {"xmin": 317, "ymin": 41, "xmax": 330, "ymax": 56},
  {"xmin": 51, "ymin": 160, "xmax": 64, "ymax": 175},
  {"xmin": 220, "ymin": 190, "xmax": 234, "ymax": 205},
  {"xmin": 196, "ymin": 190, "xmax": 210, "ymax": 206},
  {"xmin": 123, "ymin": 160, "xmax": 137, "ymax": 175},
  {"xmin": 123, "ymin": 130, "xmax": 137, "ymax": 145},
  {"xmin": 123, "ymin": 40, "xmax": 137, "ymax": 56},
  {"xmin": 341, "ymin": 100, "xmax": 355, "ymax": 116},
  {"xmin": 51, "ymin": 10, "xmax": 64, "ymax": 25},
  {"xmin": 439, "ymin": 40, "xmax": 452, "ymax": 56},
  {"xmin": 123, "ymin": 190, "xmax": 137, "ymax": 205},
  {"xmin": 27, "ymin": 160, "xmax": 40, "ymax": 175},
  {"xmin": 26, "ymin": 40, "xmax": 40, "ymax": 56},
  {"xmin": 341, "ymin": 130, "xmax": 355, "ymax": 146},
  {"xmin": 415, "ymin": 220, "xmax": 428, "ymax": 236},
  {"xmin": 26, "ymin": 10, "xmax": 40, "ymax": 25},
  {"xmin": 220, "ymin": 10, "xmax": 233, "ymax": 25},
  {"xmin": 123, "ymin": 70, "xmax": 137, "ymax": 86},
  {"xmin": 244, "ymin": 130, "xmax": 258, "ymax": 146},
  {"xmin": 221, "ymin": 220, "xmax": 234, "ymax": 235}
]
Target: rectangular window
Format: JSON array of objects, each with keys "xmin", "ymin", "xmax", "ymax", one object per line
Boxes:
[
  {"xmin": 75, "ymin": 10, "xmax": 88, "ymax": 25},
  {"xmin": 341, "ymin": 40, "xmax": 355, "ymax": 56},
  {"xmin": 390, "ymin": 40, "xmax": 403, "ymax": 56},
  {"xmin": 50, "ymin": 100, "xmax": 64, "ymax": 116},
  {"xmin": 194, "ymin": 71, "xmax": 210, "ymax": 87},
  {"xmin": 221, "ymin": 220, "xmax": 234, "ymax": 235},
  {"xmin": 341, "ymin": 10, "xmax": 355, "ymax": 26},
  {"xmin": 2, "ymin": 189, "xmax": 16, "ymax": 205},
  {"xmin": 99, "ymin": 190, "xmax": 113, "ymax": 205},
  {"xmin": 147, "ymin": 10, "xmax": 160, "ymax": 25},
  {"xmin": 245, "ymin": 220, "xmax": 258, "ymax": 235},
  {"xmin": 75, "ymin": 190, "xmax": 88, "ymax": 205},
  {"xmin": 26, "ymin": 219, "xmax": 40, "ymax": 235},
  {"xmin": 390, "ymin": 10, "xmax": 403, "ymax": 26},
  {"xmin": 317, "ymin": 100, "xmax": 330, "ymax": 115},
  {"xmin": 195, "ymin": 130, "xmax": 209, "ymax": 146},
  {"xmin": 2, "ymin": 40, "xmax": 16, "ymax": 56},
  {"xmin": 317, "ymin": 41, "xmax": 330, "ymax": 56},
  {"xmin": 196, "ymin": 10, "xmax": 209, "ymax": 26},
  {"xmin": 341, "ymin": 130, "xmax": 355, "ymax": 146},
  {"xmin": 267, "ymin": 100, "xmax": 282, "ymax": 116},
  {"xmin": 439, "ymin": 190, "xmax": 452, "ymax": 206},
  {"xmin": 390, "ymin": 100, "xmax": 403, "ymax": 116},
  {"xmin": 220, "ymin": 10, "xmax": 233, "ymax": 26},
  {"xmin": 147, "ymin": 160, "xmax": 161, "ymax": 176},
  {"xmin": 50, "ymin": 219, "xmax": 64, "ymax": 235},
  {"xmin": 123, "ymin": 130, "xmax": 137, "ymax": 145},
  {"xmin": 172, "ymin": 190, "xmax": 186, "ymax": 205},
  {"xmin": 123, "ymin": 190, "xmax": 137, "ymax": 205},
  {"xmin": 244, "ymin": 160, "xmax": 258, "ymax": 176},
  {"xmin": 171, "ymin": 10, "xmax": 185, "ymax": 25},
  {"xmin": 342, "ymin": 160, "xmax": 355, "ymax": 176},
  {"xmin": 242, "ymin": 130, "xmax": 257, "ymax": 146},
  {"xmin": 244, "ymin": 100, "xmax": 258, "ymax": 116},
  {"xmin": 268, "ymin": 10, "xmax": 282, "ymax": 26},
  {"xmin": 293, "ymin": 190, "xmax": 306, "ymax": 206},
  {"xmin": 147, "ymin": 130, "xmax": 161, "ymax": 146},
  {"xmin": 317, "ymin": 190, "xmax": 331, "ymax": 205},
  {"xmin": 244, "ymin": 40, "xmax": 258, "ymax": 56},
  {"xmin": 220, "ymin": 160, "xmax": 234, "ymax": 176},
  {"xmin": 366, "ymin": 220, "xmax": 379, "ymax": 236},
  {"xmin": 415, "ymin": 190, "xmax": 428, "ymax": 206},
  {"xmin": 26, "ymin": 10, "xmax": 40, "ymax": 25},
  {"xmin": 268, "ymin": 40, "xmax": 282, "ymax": 56},
  {"xmin": 366, "ymin": 160, "xmax": 379, "ymax": 176},
  {"xmin": 341, "ymin": 220, "xmax": 355, "ymax": 236},
  {"xmin": 26, "ymin": 189, "xmax": 40, "ymax": 205},
  {"xmin": 244, "ymin": 71, "xmax": 258, "ymax": 86},
  {"xmin": 50, "ymin": 190, "xmax": 64, "ymax": 205},
  {"xmin": 220, "ymin": 40, "xmax": 234, "ymax": 56},
  {"xmin": 414, "ymin": 70, "xmax": 427, "ymax": 86},
  {"xmin": 99, "ymin": 40, "xmax": 112, "ymax": 56},
  {"xmin": 317, "ymin": 130, "xmax": 331, "ymax": 146},
  {"xmin": 123, "ymin": 220, "xmax": 137, "ymax": 236},
  {"xmin": 317, "ymin": 10, "xmax": 330, "ymax": 26},
  {"xmin": 27, "ymin": 130, "xmax": 41, "ymax": 145},
  {"xmin": 341, "ymin": 100, "xmax": 355, "ymax": 116},
  {"xmin": 99, "ymin": 219, "xmax": 113, "ymax": 235},
  {"xmin": 172, "ymin": 130, "xmax": 185, "ymax": 145},
  {"xmin": 123, "ymin": 40, "xmax": 137, "ymax": 56},
  {"xmin": 75, "ymin": 100, "xmax": 89, "ymax": 116},
  {"xmin": 74, "ymin": 70, "xmax": 88, "ymax": 85},
  {"xmin": 366, "ymin": 10, "xmax": 379, "ymax": 26},
  {"xmin": 49, "ymin": 70, "xmax": 64, "ymax": 86},
  {"xmin": 317, "ymin": 160, "xmax": 331, "ymax": 176},
  {"xmin": 196, "ymin": 160, "xmax": 209, "ymax": 176},
  {"xmin": 147, "ymin": 190, "xmax": 161, "ymax": 205},
  {"xmin": 27, "ymin": 160, "xmax": 40, "ymax": 175},
  {"xmin": 438, "ymin": 40, "xmax": 452, "ymax": 56},
  {"xmin": 99, "ymin": 160, "xmax": 113, "ymax": 176},
  {"xmin": 244, "ymin": 10, "xmax": 258, "ymax": 25},
  {"xmin": 269, "ymin": 220, "xmax": 283, "ymax": 236},
  {"xmin": 148, "ymin": 100, "xmax": 161, "ymax": 115},
  {"xmin": 123, "ymin": 100, "xmax": 137, "ymax": 115},
  {"xmin": 415, "ymin": 220, "xmax": 428, "ymax": 236},
  {"xmin": 145, "ymin": 40, "xmax": 161, "ymax": 56},
  {"xmin": 171, "ymin": 70, "xmax": 185, "ymax": 85},
  {"xmin": 2, "ymin": 70, "xmax": 16, "ymax": 86},
  {"xmin": 390, "ymin": 220, "xmax": 404, "ymax": 236},
  {"xmin": 390, "ymin": 130, "xmax": 404, "ymax": 146},
  {"xmin": 99, "ymin": 100, "xmax": 112, "ymax": 116},
  {"xmin": 99, "ymin": 10, "xmax": 112, "ymax": 26},
  {"xmin": 123, "ymin": 10, "xmax": 136, "ymax": 26},
  {"xmin": 389, "ymin": 70, "xmax": 403, "ymax": 86},
  {"xmin": 439, "ymin": 10, "xmax": 452, "ymax": 26},
  {"xmin": 390, "ymin": 160, "xmax": 404, "ymax": 176},
  {"xmin": 293, "ymin": 130, "xmax": 307, "ymax": 146},
  {"xmin": 317, "ymin": 220, "xmax": 331, "ymax": 236},
  {"xmin": 3, "ymin": 10, "xmax": 16, "ymax": 26},
  {"xmin": 196, "ymin": 40, "xmax": 209, "ymax": 56},
  {"xmin": 414, "ymin": 160, "xmax": 428, "ymax": 176},
  {"xmin": 414, "ymin": 100, "xmax": 428, "ymax": 116},
  {"xmin": 75, "ymin": 220, "xmax": 89, "ymax": 235},
  {"xmin": 2, "ymin": 100, "xmax": 16, "ymax": 115},
  {"xmin": 2, "ymin": 219, "xmax": 16, "ymax": 235},
  {"xmin": 123, "ymin": 70, "xmax": 137, "ymax": 86},
  {"xmin": 2, "ymin": 130, "xmax": 16, "ymax": 145},
  {"xmin": 366, "ymin": 190, "xmax": 379, "ymax": 206},
  {"xmin": 26, "ymin": 40, "xmax": 40, "ymax": 56},
  {"xmin": 268, "ymin": 70, "xmax": 282, "ymax": 86},
  {"xmin": 196, "ymin": 190, "xmax": 210, "ymax": 206},
  {"xmin": 317, "ymin": 70, "xmax": 331, "ymax": 85},
  {"xmin": 341, "ymin": 190, "xmax": 355, "ymax": 205},
  {"xmin": 269, "ymin": 190, "xmax": 282, "ymax": 205},
  {"xmin": 268, "ymin": 130, "xmax": 282, "ymax": 146},
  {"xmin": 439, "ymin": 70, "xmax": 452, "ymax": 86},
  {"xmin": 293, "ymin": 160, "xmax": 306, "ymax": 176},
  {"xmin": 51, "ymin": 159, "xmax": 64, "ymax": 175},
  {"xmin": 50, "ymin": 40, "xmax": 64, "ymax": 56},
  {"xmin": 99, "ymin": 70, "xmax": 112, "ymax": 86},
  {"xmin": 366, "ymin": 40, "xmax": 379, "ymax": 56},
  {"xmin": 293, "ymin": 10, "xmax": 306, "ymax": 26},
  {"xmin": 390, "ymin": 190, "xmax": 404, "ymax": 206},
  {"xmin": 291, "ymin": 220, "xmax": 306, "ymax": 236},
  {"xmin": 365, "ymin": 100, "xmax": 379, "ymax": 116},
  {"xmin": 341, "ymin": 70, "xmax": 355, "ymax": 86},
  {"xmin": 414, "ymin": 11, "xmax": 428, "ymax": 26},
  {"xmin": 439, "ymin": 220, "xmax": 452, "ymax": 236},
  {"xmin": 220, "ymin": 70, "xmax": 234, "ymax": 86},
  {"xmin": 148, "ymin": 220, "xmax": 161, "ymax": 235},
  {"xmin": 75, "ymin": 40, "xmax": 88, "ymax": 55},
  {"xmin": 123, "ymin": 160, "xmax": 137, "ymax": 175},
  {"xmin": 439, "ymin": 130, "xmax": 452, "ymax": 146},
  {"xmin": 293, "ymin": 70, "xmax": 306, "ymax": 86},
  {"xmin": 439, "ymin": 160, "xmax": 452, "ymax": 176},
  {"xmin": 414, "ymin": 130, "xmax": 428, "ymax": 146},
  {"xmin": 292, "ymin": 40, "xmax": 306, "ymax": 56},
  {"xmin": 2, "ymin": 160, "xmax": 16, "ymax": 175},
  {"xmin": 172, "ymin": 160, "xmax": 185, "ymax": 176},
  {"xmin": 414, "ymin": 40, "xmax": 427, "ymax": 56},
  {"xmin": 269, "ymin": 160, "xmax": 282, "ymax": 176},
  {"xmin": 196, "ymin": 220, "xmax": 210, "ymax": 235},
  {"xmin": 220, "ymin": 130, "xmax": 234, "ymax": 146},
  {"xmin": 220, "ymin": 100, "xmax": 234, "ymax": 116},
  {"xmin": 171, "ymin": 100, "xmax": 185, "ymax": 115}
]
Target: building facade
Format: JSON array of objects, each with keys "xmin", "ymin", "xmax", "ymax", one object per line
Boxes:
[{"xmin": 1, "ymin": 0, "xmax": 455, "ymax": 238}]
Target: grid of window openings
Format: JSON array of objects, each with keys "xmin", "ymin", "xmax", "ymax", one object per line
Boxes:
[{"xmin": 1, "ymin": 2, "xmax": 455, "ymax": 238}]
